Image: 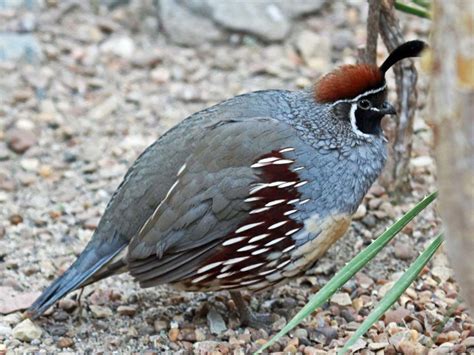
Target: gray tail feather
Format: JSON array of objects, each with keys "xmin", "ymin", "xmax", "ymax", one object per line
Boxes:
[
  {"xmin": 81, "ymin": 258, "xmax": 128, "ymax": 288},
  {"xmin": 27, "ymin": 236, "xmax": 127, "ymax": 318}
]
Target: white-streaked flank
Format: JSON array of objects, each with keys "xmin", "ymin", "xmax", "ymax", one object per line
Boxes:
[{"xmin": 235, "ymin": 222, "xmax": 264, "ymax": 234}]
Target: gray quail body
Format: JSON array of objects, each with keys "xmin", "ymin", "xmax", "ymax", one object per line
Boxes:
[{"xmin": 29, "ymin": 41, "xmax": 426, "ymax": 327}]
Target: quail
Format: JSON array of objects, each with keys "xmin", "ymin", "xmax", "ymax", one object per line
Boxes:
[{"xmin": 29, "ymin": 40, "xmax": 426, "ymax": 327}]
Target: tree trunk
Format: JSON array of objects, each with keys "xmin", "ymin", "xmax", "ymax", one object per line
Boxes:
[{"xmin": 430, "ymin": 0, "xmax": 474, "ymax": 314}]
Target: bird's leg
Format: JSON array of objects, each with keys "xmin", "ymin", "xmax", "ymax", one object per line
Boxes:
[
  {"xmin": 230, "ymin": 291, "xmax": 274, "ymax": 330},
  {"xmin": 74, "ymin": 287, "xmax": 85, "ymax": 315}
]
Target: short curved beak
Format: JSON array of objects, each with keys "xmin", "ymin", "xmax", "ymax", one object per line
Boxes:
[{"xmin": 381, "ymin": 101, "xmax": 397, "ymax": 115}]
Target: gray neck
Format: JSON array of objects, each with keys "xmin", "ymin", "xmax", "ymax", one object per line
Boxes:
[{"xmin": 283, "ymin": 90, "xmax": 388, "ymax": 215}]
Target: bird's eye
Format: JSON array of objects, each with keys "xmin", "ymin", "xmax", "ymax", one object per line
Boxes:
[{"xmin": 357, "ymin": 99, "xmax": 371, "ymax": 110}]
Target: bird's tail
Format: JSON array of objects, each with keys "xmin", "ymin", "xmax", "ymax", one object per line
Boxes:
[{"xmin": 27, "ymin": 232, "xmax": 127, "ymax": 318}]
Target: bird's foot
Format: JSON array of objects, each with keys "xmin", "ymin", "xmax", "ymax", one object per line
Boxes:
[{"xmin": 230, "ymin": 291, "xmax": 275, "ymax": 330}]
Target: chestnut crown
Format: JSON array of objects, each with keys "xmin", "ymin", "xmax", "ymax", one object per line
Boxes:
[
  {"xmin": 314, "ymin": 40, "xmax": 426, "ymax": 136},
  {"xmin": 314, "ymin": 40, "xmax": 426, "ymax": 103}
]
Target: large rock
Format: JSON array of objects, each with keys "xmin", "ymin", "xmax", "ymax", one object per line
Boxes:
[
  {"xmin": 158, "ymin": 0, "xmax": 223, "ymax": 46},
  {"xmin": 158, "ymin": 0, "xmax": 327, "ymax": 44},
  {"xmin": 0, "ymin": 0, "xmax": 43, "ymax": 10},
  {"xmin": 0, "ymin": 33, "xmax": 43, "ymax": 63},
  {"xmin": 276, "ymin": 0, "xmax": 327, "ymax": 19},
  {"xmin": 207, "ymin": 0, "xmax": 291, "ymax": 42}
]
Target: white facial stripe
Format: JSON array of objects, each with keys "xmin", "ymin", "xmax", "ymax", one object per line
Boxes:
[
  {"xmin": 330, "ymin": 83, "xmax": 387, "ymax": 107},
  {"xmin": 350, "ymin": 103, "xmax": 371, "ymax": 138}
]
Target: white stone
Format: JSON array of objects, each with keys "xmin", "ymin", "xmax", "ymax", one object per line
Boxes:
[
  {"xmin": 100, "ymin": 36, "xmax": 135, "ymax": 59},
  {"xmin": 330, "ymin": 292, "xmax": 352, "ymax": 306},
  {"xmin": 12, "ymin": 319, "xmax": 42, "ymax": 342}
]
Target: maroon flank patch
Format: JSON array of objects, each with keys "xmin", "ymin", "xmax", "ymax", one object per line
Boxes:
[
  {"xmin": 314, "ymin": 64, "xmax": 384, "ymax": 103},
  {"xmin": 183, "ymin": 148, "xmax": 308, "ymax": 292}
]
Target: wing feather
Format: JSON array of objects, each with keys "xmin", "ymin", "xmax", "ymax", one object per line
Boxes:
[{"xmin": 127, "ymin": 118, "xmax": 305, "ymax": 286}]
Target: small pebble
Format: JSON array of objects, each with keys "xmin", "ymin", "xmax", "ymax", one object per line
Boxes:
[
  {"xmin": 384, "ymin": 308, "xmax": 411, "ymax": 324},
  {"xmin": 294, "ymin": 328, "xmax": 308, "ymax": 339},
  {"xmin": 49, "ymin": 324, "xmax": 68, "ymax": 337},
  {"xmin": 2, "ymin": 313, "xmax": 23, "ymax": 326},
  {"xmin": 6, "ymin": 129, "xmax": 37, "ymax": 154},
  {"xmin": 447, "ymin": 330, "xmax": 460, "ymax": 341},
  {"xmin": 127, "ymin": 326, "xmax": 138, "ymax": 337},
  {"xmin": 361, "ymin": 214, "xmax": 377, "ymax": 227},
  {"xmin": 369, "ymin": 184, "xmax": 386, "ymax": 197},
  {"xmin": 0, "ymin": 323, "xmax": 12, "ymax": 337},
  {"xmin": 58, "ymin": 299, "xmax": 77, "ymax": 312},
  {"xmin": 180, "ymin": 327, "xmax": 196, "ymax": 342},
  {"xmin": 462, "ymin": 336, "xmax": 474, "ymax": 348},
  {"xmin": 368, "ymin": 197, "xmax": 383, "ymax": 210},
  {"xmin": 432, "ymin": 266, "xmax": 452, "ymax": 282},
  {"xmin": 356, "ymin": 273, "xmax": 374, "ymax": 288},
  {"xmin": 194, "ymin": 328, "xmax": 206, "ymax": 342},
  {"xmin": 330, "ymin": 292, "xmax": 352, "ymax": 306},
  {"xmin": 272, "ymin": 316, "xmax": 286, "ymax": 331},
  {"xmin": 89, "ymin": 305, "xmax": 113, "ymax": 318},
  {"xmin": 353, "ymin": 204, "xmax": 367, "ymax": 220},
  {"xmin": 394, "ymin": 242, "xmax": 416, "ymax": 260},
  {"xmin": 207, "ymin": 308, "xmax": 227, "ymax": 334},
  {"xmin": 341, "ymin": 309, "xmax": 356, "ymax": 322},
  {"xmin": 410, "ymin": 319, "xmax": 424, "ymax": 333},
  {"xmin": 436, "ymin": 333, "xmax": 450, "ymax": 345},
  {"xmin": 9, "ymin": 214, "xmax": 23, "ymax": 225},
  {"xmin": 117, "ymin": 305, "xmax": 137, "ymax": 316},
  {"xmin": 303, "ymin": 346, "xmax": 326, "ymax": 355},
  {"xmin": 168, "ymin": 328, "xmax": 180, "ymax": 342},
  {"xmin": 57, "ymin": 337, "xmax": 74, "ymax": 349},
  {"xmin": 369, "ymin": 342, "xmax": 389, "ymax": 351},
  {"xmin": 352, "ymin": 297, "xmax": 364, "ymax": 312},
  {"xmin": 398, "ymin": 340, "xmax": 426, "ymax": 354},
  {"xmin": 154, "ymin": 320, "xmax": 168, "ymax": 332},
  {"xmin": 379, "ymin": 201, "xmax": 397, "ymax": 218},
  {"xmin": 283, "ymin": 343, "xmax": 298, "ymax": 353}
]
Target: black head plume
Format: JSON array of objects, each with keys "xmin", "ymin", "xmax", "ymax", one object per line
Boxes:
[{"xmin": 379, "ymin": 40, "xmax": 427, "ymax": 75}]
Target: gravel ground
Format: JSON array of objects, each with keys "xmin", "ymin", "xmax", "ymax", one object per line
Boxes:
[{"xmin": 0, "ymin": 1, "xmax": 472, "ymax": 354}]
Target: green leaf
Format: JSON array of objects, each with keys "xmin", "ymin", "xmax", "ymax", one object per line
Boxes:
[
  {"xmin": 338, "ymin": 233, "xmax": 444, "ymax": 354},
  {"xmin": 255, "ymin": 192, "xmax": 437, "ymax": 354},
  {"xmin": 395, "ymin": 1, "xmax": 431, "ymax": 19}
]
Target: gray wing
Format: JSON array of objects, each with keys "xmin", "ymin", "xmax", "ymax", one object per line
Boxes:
[{"xmin": 126, "ymin": 118, "xmax": 306, "ymax": 286}]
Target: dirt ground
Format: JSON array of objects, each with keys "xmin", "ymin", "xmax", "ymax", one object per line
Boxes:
[{"xmin": 0, "ymin": 1, "xmax": 472, "ymax": 354}]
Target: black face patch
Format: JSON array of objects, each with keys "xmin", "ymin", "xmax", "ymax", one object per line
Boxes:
[
  {"xmin": 354, "ymin": 107, "xmax": 384, "ymax": 135},
  {"xmin": 353, "ymin": 89, "xmax": 389, "ymax": 135}
]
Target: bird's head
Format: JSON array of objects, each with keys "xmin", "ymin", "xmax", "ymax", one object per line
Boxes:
[{"xmin": 314, "ymin": 40, "xmax": 426, "ymax": 137}]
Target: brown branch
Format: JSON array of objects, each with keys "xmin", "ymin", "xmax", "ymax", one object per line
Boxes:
[
  {"xmin": 363, "ymin": 0, "xmax": 382, "ymax": 64},
  {"xmin": 378, "ymin": 0, "xmax": 419, "ymax": 193}
]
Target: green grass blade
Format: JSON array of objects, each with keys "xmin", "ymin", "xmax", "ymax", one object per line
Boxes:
[
  {"xmin": 395, "ymin": 1, "xmax": 431, "ymax": 18},
  {"xmin": 255, "ymin": 192, "xmax": 437, "ymax": 354},
  {"xmin": 411, "ymin": 0, "xmax": 431, "ymax": 9},
  {"xmin": 338, "ymin": 233, "xmax": 444, "ymax": 355}
]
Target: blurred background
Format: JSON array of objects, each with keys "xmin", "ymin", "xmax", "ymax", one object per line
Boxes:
[{"xmin": 1, "ymin": 0, "xmax": 472, "ymax": 354}]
